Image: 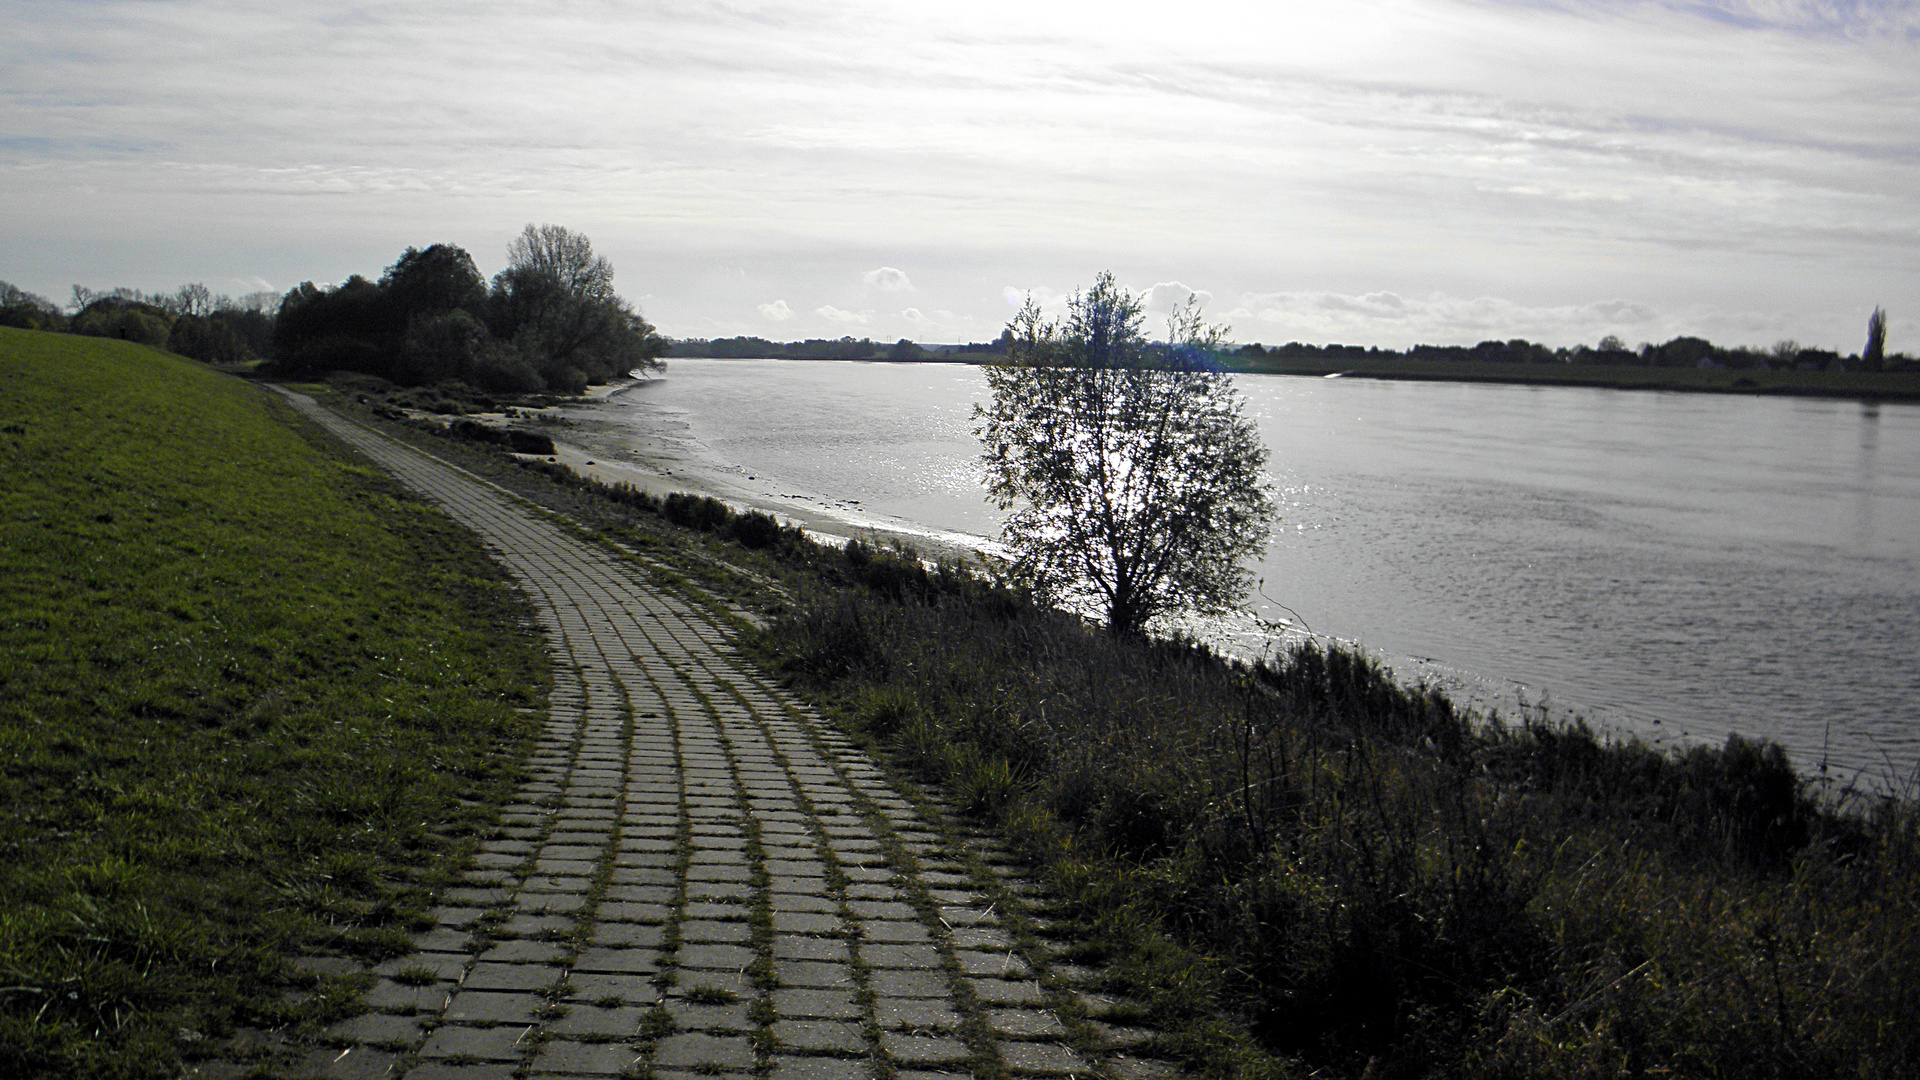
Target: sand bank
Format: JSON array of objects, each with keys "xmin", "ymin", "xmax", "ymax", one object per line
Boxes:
[{"xmin": 500, "ymin": 376, "xmax": 1001, "ymax": 566}]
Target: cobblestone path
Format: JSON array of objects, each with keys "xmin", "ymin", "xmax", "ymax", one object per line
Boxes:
[{"xmin": 274, "ymin": 392, "xmax": 1175, "ymax": 1080}]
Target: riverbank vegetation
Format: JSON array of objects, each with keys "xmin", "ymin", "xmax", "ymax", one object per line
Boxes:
[
  {"xmin": 356, "ymin": 407, "xmax": 1920, "ymax": 1080},
  {"xmin": 0, "ymin": 329, "xmax": 547, "ymax": 1078},
  {"xmin": 664, "ymin": 324, "xmax": 1920, "ymax": 400}
]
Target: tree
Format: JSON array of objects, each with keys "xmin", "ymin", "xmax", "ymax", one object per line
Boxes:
[
  {"xmin": 489, "ymin": 224, "xmax": 663, "ymax": 389},
  {"xmin": 1866, "ymin": 306, "xmax": 1888, "ymax": 372},
  {"xmin": 381, "ymin": 244, "xmax": 487, "ymax": 322},
  {"xmin": 974, "ymin": 271, "xmax": 1276, "ymax": 637}
]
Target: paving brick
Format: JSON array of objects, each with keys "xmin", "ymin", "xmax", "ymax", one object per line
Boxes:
[
  {"xmin": 547, "ymin": 1004, "xmax": 645, "ymax": 1037},
  {"xmin": 666, "ymin": 1000, "xmax": 754, "ymax": 1032},
  {"xmin": 774, "ymin": 960, "xmax": 855, "ymax": 988},
  {"xmin": 598, "ymin": 900, "xmax": 671, "ymax": 921},
  {"xmin": 565, "ymin": 970, "xmax": 661, "ymax": 1005},
  {"xmin": 361, "ymin": 979, "xmax": 453, "ymax": 1014},
  {"xmin": 411, "ymin": 927, "xmax": 477, "ymax": 952},
  {"xmin": 955, "ymin": 950, "xmax": 1029, "ymax": 977},
  {"xmin": 573, "ymin": 947, "xmax": 660, "ymax": 974},
  {"xmin": 969, "ymin": 979, "xmax": 1046, "ymax": 1005},
  {"xmin": 771, "ymin": 893, "xmax": 839, "ymax": 913},
  {"xmin": 654, "ymin": 1033, "xmax": 757, "ymax": 1070},
  {"xmin": 443, "ymin": 990, "xmax": 542, "ymax": 1024},
  {"xmin": 768, "ymin": 1058, "xmax": 874, "ymax": 1080},
  {"xmin": 418, "ymin": 1023, "xmax": 533, "ymax": 1060},
  {"xmin": 772, "ymin": 911, "xmax": 843, "ymax": 935},
  {"xmin": 678, "ymin": 943, "xmax": 755, "ymax": 970},
  {"xmin": 867, "ymin": 970, "xmax": 948, "ymax": 998},
  {"xmin": 530, "ymin": 1038, "xmax": 645, "ymax": 1075},
  {"xmin": 949, "ymin": 927, "xmax": 1013, "ymax": 950},
  {"xmin": 406, "ymin": 1059, "xmax": 521, "ymax": 1080},
  {"xmin": 872, "ymin": 997, "xmax": 960, "ymax": 1031},
  {"xmin": 770, "ymin": 988, "xmax": 861, "ymax": 1019},
  {"xmin": 859, "ymin": 942, "xmax": 943, "ymax": 969},
  {"xmin": 496, "ymin": 913, "xmax": 575, "ymax": 938},
  {"xmin": 478, "ymin": 939, "xmax": 566, "ymax": 965},
  {"xmin": 1105, "ymin": 1056, "xmax": 1183, "ymax": 1080},
  {"xmin": 772, "ymin": 1019, "xmax": 866, "ymax": 1054},
  {"xmin": 996, "ymin": 1041, "xmax": 1090, "ymax": 1075},
  {"xmin": 464, "ymin": 962, "xmax": 562, "ymax": 992},
  {"xmin": 681, "ymin": 920, "xmax": 752, "ymax": 943},
  {"xmin": 773, "ymin": 935, "xmax": 849, "ymax": 961},
  {"xmin": 879, "ymin": 1032, "xmax": 972, "ymax": 1066},
  {"xmin": 321, "ymin": 1011, "xmax": 427, "ymax": 1046},
  {"xmin": 985, "ymin": 1009, "xmax": 1066, "ymax": 1037},
  {"xmin": 293, "ymin": 1045, "xmax": 402, "ymax": 1079},
  {"xmin": 590, "ymin": 922, "xmax": 665, "ymax": 948}
]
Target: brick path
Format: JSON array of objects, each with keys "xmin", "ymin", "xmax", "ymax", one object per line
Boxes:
[{"xmin": 272, "ymin": 391, "xmax": 1175, "ymax": 1080}]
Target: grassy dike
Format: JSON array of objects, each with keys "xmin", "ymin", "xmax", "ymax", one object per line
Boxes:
[
  {"xmin": 364, "ymin": 414, "xmax": 1920, "ymax": 1080},
  {"xmin": 0, "ymin": 329, "xmax": 548, "ymax": 1078}
]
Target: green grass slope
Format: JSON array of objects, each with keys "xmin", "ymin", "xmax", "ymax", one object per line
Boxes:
[{"xmin": 0, "ymin": 328, "xmax": 547, "ymax": 1078}]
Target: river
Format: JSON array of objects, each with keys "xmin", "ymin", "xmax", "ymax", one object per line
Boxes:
[{"xmin": 564, "ymin": 358, "xmax": 1920, "ymax": 791}]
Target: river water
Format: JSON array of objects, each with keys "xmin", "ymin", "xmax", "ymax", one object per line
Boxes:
[{"xmin": 571, "ymin": 358, "xmax": 1920, "ymax": 790}]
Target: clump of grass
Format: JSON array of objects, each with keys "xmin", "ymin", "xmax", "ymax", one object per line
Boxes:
[
  {"xmin": 682, "ymin": 984, "xmax": 738, "ymax": 1006},
  {"xmin": 0, "ymin": 329, "xmax": 547, "ymax": 1078}
]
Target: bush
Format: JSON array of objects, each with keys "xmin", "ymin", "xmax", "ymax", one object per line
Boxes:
[
  {"xmin": 504, "ymin": 429, "xmax": 555, "ymax": 455},
  {"xmin": 724, "ymin": 509, "xmax": 785, "ymax": 549},
  {"xmin": 72, "ymin": 300, "xmax": 173, "ymax": 348}
]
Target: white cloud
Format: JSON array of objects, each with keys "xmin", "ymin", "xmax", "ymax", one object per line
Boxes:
[
  {"xmin": 816, "ymin": 305, "xmax": 870, "ymax": 325},
  {"xmin": 862, "ymin": 266, "xmax": 912, "ymax": 291},
  {"xmin": 1232, "ymin": 290, "xmax": 1695, "ymax": 348},
  {"xmin": 1140, "ymin": 281, "xmax": 1212, "ymax": 312},
  {"xmin": 901, "ymin": 307, "xmax": 926, "ymax": 322},
  {"xmin": 758, "ymin": 299, "xmax": 795, "ymax": 321}
]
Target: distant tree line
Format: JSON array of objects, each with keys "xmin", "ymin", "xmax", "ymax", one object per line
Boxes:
[
  {"xmin": 667, "ymin": 335, "xmax": 889, "ymax": 360},
  {"xmin": 270, "ymin": 225, "xmax": 664, "ymax": 394},
  {"xmin": 1, "ymin": 280, "xmax": 276, "ymax": 363},
  {"xmin": 1233, "ymin": 323, "xmax": 1913, "ymax": 373},
  {"xmin": 667, "ymin": 330, "xmax": 1021, "ymax": 361}
]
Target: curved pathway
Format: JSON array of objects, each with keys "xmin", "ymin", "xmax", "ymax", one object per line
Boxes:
[{"xmin": 272, "ymin": 391, "xmax": 1174, "ymax": 1080}]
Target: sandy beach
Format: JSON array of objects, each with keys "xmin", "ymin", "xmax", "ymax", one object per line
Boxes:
[{"xmin": 505, "ymin": 375, "xmax": 1000, "ymax": 567}]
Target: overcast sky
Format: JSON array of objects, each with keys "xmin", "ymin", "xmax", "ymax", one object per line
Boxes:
[{"xmin": 4, "ymin": 0, "xmax": 1915, "ymax": 351}]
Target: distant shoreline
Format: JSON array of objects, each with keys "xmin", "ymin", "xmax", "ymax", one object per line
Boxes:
[{"xmin": 679, "ymin": 354, "xmax": 1920, "ymax": 402}]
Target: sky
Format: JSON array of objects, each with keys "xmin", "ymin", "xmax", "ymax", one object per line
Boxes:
[{"xmin": 3, "ymin": 0, "xmax": 1916, "ymax": 352}]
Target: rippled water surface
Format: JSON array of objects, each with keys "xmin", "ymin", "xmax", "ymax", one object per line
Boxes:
[{"xmin": 606, "ymin": 359, "xmax": 1920, "ymax": 786}]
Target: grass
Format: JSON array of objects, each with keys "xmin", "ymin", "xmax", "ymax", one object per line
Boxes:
[
  {"xmin": 1225, "ymin": 355, "xmax": 1920, "ymax": 400},
  {"xmin": 747, "ymin": 578, "xmax": 1920, "ymax": 1079},
  {"xmin": 0, "ymin": 328, "xmax": 548, "ymax": 1078}
]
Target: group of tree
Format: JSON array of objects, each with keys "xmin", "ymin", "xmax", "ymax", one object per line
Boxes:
[
  {"xmin": 1, "ymin": 280, "xmax": 276, "ymax": 363},
  {"xmin": 667, "ymin": 335, "xmax": 889, "ymax": 361},
  {"xmin": 271, "ymin": 225, "xmax": 663, "ymax": 394},
  {"xmin": 1234, "ymin": 316, "xmax": 1912, "ymax": 373},
  {"xmin": 666, "ymin": 332, "xmax": 1014, "ymax": 361}
]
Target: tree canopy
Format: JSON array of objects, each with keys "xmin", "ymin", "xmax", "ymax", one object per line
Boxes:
[
  {"xmin": 269, "ymin": 227, "xmax": 664, "ymax": 393},
  {"xmin": 975, "ymin": 272, "xmax": 1276, "ymax": 637}
]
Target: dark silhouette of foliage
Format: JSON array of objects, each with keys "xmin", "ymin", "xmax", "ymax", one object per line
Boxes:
[
  {"xmin": 1866, "ymin": 306, "xmax": 1888, "ymax": 371},
  {"xmin": 977, "ymin": 272, "xmax": 1275, "ymax": 636},
  {"xmin": 267, "ymin": 229, "xmax": 661, "ymax": 393},
  {"xmin": 0, "ymin": 282, "xmax": 65, "ymax": 331}
]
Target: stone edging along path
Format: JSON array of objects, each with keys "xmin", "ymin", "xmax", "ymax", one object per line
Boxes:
[{"xmin": 266, "ymin": 389, "xmax": 1181, "ymax": 1080}]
